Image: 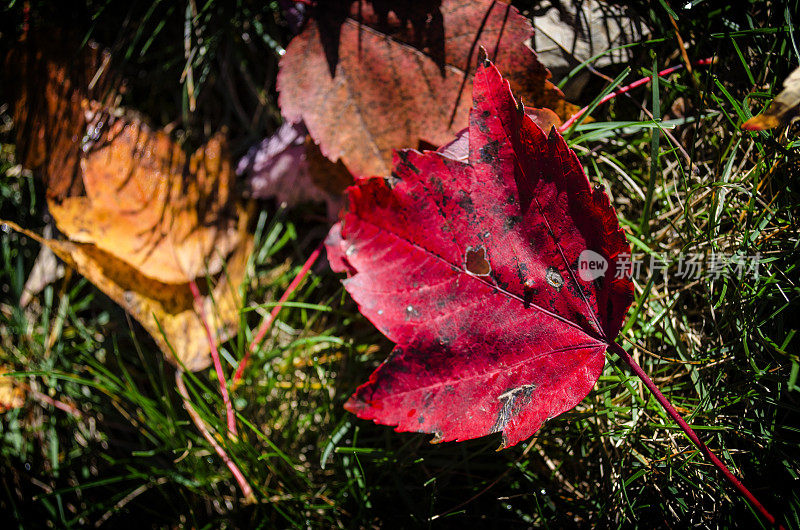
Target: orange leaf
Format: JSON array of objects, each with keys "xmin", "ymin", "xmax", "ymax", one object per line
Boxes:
[
  {"xmin": 6, "ymin": 32, "xmax": 252, "ymax": 370},
  {"xmin": 49, "ymin": 118, "xmax": 241, "ymax": 284},
  {"xmin": 2, "ymin": 219, "xmax": 251, "ymax": 371},
  {"xmin": 742, "ymin": 66, "xmax": 800, "ymax": 131},
  {"xmin": 0, "ymin": 366, "xmax": 25, "ymax": 413}
]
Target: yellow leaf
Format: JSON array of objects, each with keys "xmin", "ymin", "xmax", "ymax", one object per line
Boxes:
[
  {"xmin": 49, "ymin": 119, "xmax": 241, "ymax": 284},
  {"xmin": 2, "ymin": 218, "xmax": 252, "ymax": 371}
]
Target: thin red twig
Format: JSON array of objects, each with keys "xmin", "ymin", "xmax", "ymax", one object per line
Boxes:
[
  {"xmin": 610, "ymin": 342, "xmax": 782, "ymax": 528},
  {"xmin": 30, "ymin": 389, "xmax": 83, "ymax": 418},
  {"xmin": 233, "ymin": 241, "xmax": 324, "ymax": 385},
  {"xmin": 175, "ymin": 370, "xmax": 254, "ymax": 503},
  {"xmin": 558, "ymin": 58, "xmax": 714, "ymax": 132},
  {"xmin": 189, "ymin": 279, "xmax": 237, "ymax": 438}
]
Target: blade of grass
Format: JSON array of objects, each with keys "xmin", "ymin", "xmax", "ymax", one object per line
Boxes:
[
  {"xmin": 640, "ymin": 53, "xmax": 662, "ymax": 237},
  {"xmin": 559, "ymin": 59, "xmax": 715, "ymax": 133}
]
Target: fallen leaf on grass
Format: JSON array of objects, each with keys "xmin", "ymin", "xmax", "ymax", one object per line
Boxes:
[
  {"xmin": 6, "ymin": 115, "xmax": 252, "ymax": 371},
  {"xmin": 742, "ymin": 66, "xmax": 800, "ymax": 130},
  {"xmin": 3, "ymin": 218, "xmax": 251, "ymax": 372},
  {"xmin": 278, "ymin": 0, "xmax": 577, "ymax": 178},
  {"xmin": 49, "ymin": 118, "xmax": 241, "ymax": 284},
  {"xmin": 7, "ymin": 34, "xmax": 252, "ymax": 370},
  {"xmin": 326, "ymin": 59, "xmax": 633, "ymax": 447}
]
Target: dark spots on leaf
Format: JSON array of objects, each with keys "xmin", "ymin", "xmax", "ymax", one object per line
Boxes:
[
  {"xmin": 480, "ymin": 139, "xmax": 500, "ymax": 164},
  {"xmin": 522, "ymin": 289, "xmax": 533, "ymax": 309},
  {"xmin": 418, "ymin": 415, "xmax": 425, "ymax": 424},
  {"xmin": 481, "ymin": 110, "xmax": 490, "ymax": 118},
  {"xmin": 572, "ymin": 311, "xmax": 594, "ymax": 332},
  {"xmin": 429, "ymin": 176, "xmax": 445, "ymax": 196},
  {"xmin": 545, "ymin": 266, "xmax": 564, "ymax": 291},
  {"xmin": 522, "ymin": 278, "xmax": 539, "ymax": 308},
  {"xmin": 465, "ymin": 246, "xmax": 491, "ymax": 276},
  {"xmin": 437, "ymin": 333, "xmax": 453, "ymax": 347},
  {"xmin": 503, "ymin": 216, "xmax": 521, "ymax": 232},
  {"xmin": 490, "ymin": 273, "xmax": 509, "ymax": 292},
  {"xmin": 506, "ymin": 194, "xmax": 516, "ymax": 205},
  {"xmin": 456, "ymin": 191, "xmax": 474, "ymax": 214},
  {"xmin": 515, "ymin": 263, "xmax": 529, "ymax": 285},
  {"xmin": 396, "ymin": 150, "xmax": 420, "ymax": 174},
  {"xmin": 565, "ymin": 275, "xmax": 592, "ymax": 300}
]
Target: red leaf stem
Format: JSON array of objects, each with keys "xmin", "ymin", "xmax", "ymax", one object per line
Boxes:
[
  {"xmin": 232, "ymin": 240, "xmax": 323, "ymax": 385},
  {"xmin": 189, "ymin": 279, "xmax": 237, "ymax": 438},
  {"xmin": 558, "ymin": 58, "xmax": 715, "ymax": 131},
  {"xmin": 610, "ymin": 342, "xmax": 781, "ymax": 528},
  {"xmin": 175, "ymin": 370, "xmax": 254, "ymax": 503}
]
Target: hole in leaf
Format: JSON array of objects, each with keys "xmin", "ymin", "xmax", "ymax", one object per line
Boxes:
[{"xmin": 464, "ymin": 246, "xmax": 491, "ymax": 276}]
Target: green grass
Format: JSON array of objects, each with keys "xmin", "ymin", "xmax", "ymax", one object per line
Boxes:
[{"xmin": 1, "ymin": 0, "xmax": 799, "ymax": 527}]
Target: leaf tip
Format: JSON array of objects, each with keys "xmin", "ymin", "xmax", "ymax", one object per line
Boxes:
[
  {"xmin": 477, "ymin": 46, "xmax": 490, "ymax": 68},
  {"xmin": 741, "ymin": 114, "xmax": 780, "ymax": 131}
]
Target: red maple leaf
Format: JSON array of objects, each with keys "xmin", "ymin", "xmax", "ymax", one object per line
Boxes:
[
  {"xmin": 326, "ymin": 58, "xmax": 633, "ymax": 447},
  {"xmin": 325, "ymin": 57, "xmax": 781, "ymax": 527}
]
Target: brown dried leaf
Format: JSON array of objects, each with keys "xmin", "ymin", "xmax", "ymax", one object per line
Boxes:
[{"xmin": 278, "ymin": 0, "xmax": 577, "ymax": 177}]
